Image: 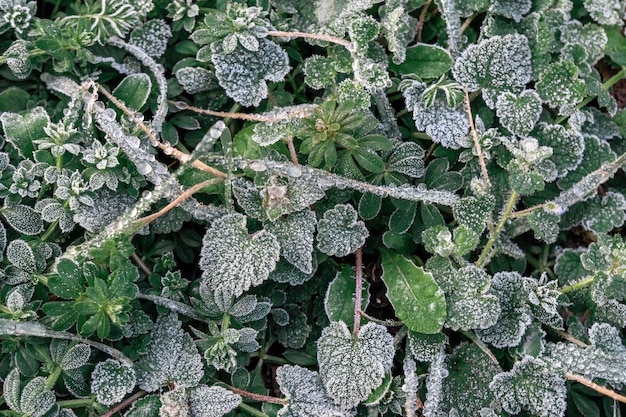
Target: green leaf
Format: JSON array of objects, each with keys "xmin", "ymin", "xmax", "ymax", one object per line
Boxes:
[
  {"xmin": 276, "ymin": 365, "xmax": 345, "ymax": 417},
  {"xmin": 386, "ymin": 142, "xmax": 425, "ymax": 178},
  {"xmin": 304, "ymin": 55, "xmax": 337, "ymax": 89},
  {"xmin": 495, "ymin": 90, "xmax": 542, "ymax": 136},
  {"xmin": 359, "ymin": 192, "xmax": 382, "ymax": 220},
  {"xmin": 0, "ymin": 106, "xmax": 50, "ymax": 159},
  {"xmin": 324, "ymin": 267, "xmax": 369, "ymax": 327},
  {"xmin": 353, "ymin": 148, "xmax": 385, "ymax": 173},
  {"xmin": 125, "ymin": 395, "xmax": 162, "ymax": 417},
  {"xmin": 452, "ymin": 195, "xmax": 494, "ymax": 233},
  {"xmin": 317, "ymin": 321, "xmax": 394, "ymax": 408},
  {"xmin": 534, "ymin": 122, "xmax": 585, "ymax": 178},
  {"xmin": 536, "ymin": 61, "xmax": 586, "ymax": 112},
  {"xmin": 112, "ymin": 73, "xmax": 152, "ymax": 111},
  {"xmin": 275, "ymin": 304, "xmax": 311, "ymax": 349},
  {"xmin": 391, "ymin": 44, "xmax": 452, "ymax": 79},
  {"xmin": 389, "ymin": 200, "xmax": 417, "ymax": 233},
  {"xmin": 48, "ymin": 259, "xmax": 86, "ymax": 300},
  {"xmin": 0, "ymin": 87, "xmax": 30, "ymax": 112},
  {"xmin": 7, "ymin": 239, "xmax": 36, "ymax": 272},
  {"xmin": 508, "ymin": 159, "xmax": 545, "ymax": 195},
  {"xmin": 2, "ymin": 204, "xmax": 44, "ymax": 235},
  {"xmin": 528, "ymin": 208, "xmax": 560, "ymax": 244},
  {"xmin": 379, "ymin": 248, "xmax": 446, "ymax": 334},
  {"xmin": 200, "ymin": 213, "xmax": 280, "ymax": 310},
  {"xmin": 554, "ymin": 249, "xmax": 589, "ymax": 286},
  {"xmin": 264, "ymin": 209, "xmax": 317, "ymax": 274},
  {"xmin": 316, "ymin": 204, "xmax": 369, "ymax": 257},
  {"xmin": 91, "ymin": 359, "xmax": 136, "ymax": 406},
  {"xmin": 605, "ymin": 25, "xmax": 626, "ymax": 66},
  {"xmin": 557, "ymin": 135, "xmax": 615, "ymax": 190},
  {"xmin": 580, "ymin": 192, "xmax": 626, "ymax": 234}
]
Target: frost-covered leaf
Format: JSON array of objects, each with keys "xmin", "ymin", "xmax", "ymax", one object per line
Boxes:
[
  {"xmin": 317, "ymin": 321, "xmax": 394, "ymax": 408},
  {"xmin": 188, "ymin": 385, "xmax": 242, "ymax": 417},
  {"xmin": 561, "ymin": 21, "xmax": 607, "ymax": 66},
  {"xmin": 125, "ymin": 395, "xmax": 162, "ymax": 417},
  {"xmin": 7, "ymin": 239, "xmax": 36, "ymax": 272},
  {"xmin": 8, "ymin": 373, "xmax": 55, "ymax": 417},
  {"xmin": 489, "ymin": 0, "xmax": 532, "ymax": 22},
  {"xmin": 584, "ymin": 0, "xmax": 623, "ymax": 25},
  {"xmin": 452, "ymin": 34, "xmax": 532, "ymax": 92},
  {"xmin": 59, "ymin": 343, "xmax": 90, "ymax": 370},
  {"xmin": 392, "ymin": 44, "xmax": 452, "ymax": 79},
  {"xmin": 112, "ymin": 73, "xmax": 152, "ymax": 111},
  {"xmin": 554, "ymin": 248, "xmax": 588, "ymax": 286},
  {"xmin": 528, "ymin": 208, "xmax": 560, "ymax": 244},
  {"xmin": 490, "ymin": 356, "xmax": 566, "ymax": 417},
  {"xmin": 534, "ymin": 122, "xmax": 585, "ymax": 178},
  {"xmin": 91, "ymin": 359, "xmax": 136, "ymax": 406},
  {"xmin": 324, "ymin": 266, "xmax": 369, "ymax": 328},
  {"xmin": 200, "ymin": 213, "xmax": 280, "ymax": 310},
  {"xmin": 422, "ymin": 348, "xmax": 447, "ymax": 417},
  {"xmin": 477, "ymin": 272, "xmax": 532, "ymax": 348},
  {"xmin": 380, "ymin": 248, "xmax": 446, "ymax": 334},
  {"xmin": 251, "ymin": 108, "xmax": 308, "ymax": 147},
  {"xmin": 276, "ymin": 365, "xmax": 345, "ymax": 417},
  {"xmin": 211, "ymin": 39, "xmax": 290, "ymax": 107},
  {"xmin": 386, "ymin": 142, "xmax": 425, "ymax": 178},
  {"xmin": 275, "ymin": 304, "xmax": 311, "ymax": 349},
  {"xmin": 304, "ymin": 55, "xmax": 337, "ymax": 89},
  {"xmin": 130, "ymin": 19, "xmax": 172, "ymax": 58},
  {"xmin": 175, "ymin": 66, "xmax": 215, "ymax": 94},
  {"xmin": 536, "ymin": 61, "xmax": 586, "ymax": 113},
  {"xmin": 352, "ymin": 57, "xmax": 391, "ymax": 93},
  {"xmin": 2, "ymin": 203, "xmax": 43, "ymax": 236},
  {"xmin": 4, "ymin": 40, "xmax": 32, "ymax": 80},
  {"xmin": 452, "ymin": 195, "xmax": 494, "ymax": 233},
  {"xmin": 1, "ymin": 106, "xmax": 50, "ymax": 159},
  {"xmin": 495, "ymin": 90, "xmax": 542, "ymax": 136},
  {"xmin": 407, "ymin": 331, "xmax": 448, "ymax": 362},
  {"xmin": 557, "ymin": 135, "xmax": 615, "ymax": 191},
  {"xmin": 264, "ymin": 209, "xmax": 316, "ymax": 274},
  {"xmin": 270, "ymin": 259, "xmax": 316, "ymax": 286},
  {"xmin": 380, "ymin": 4, "xmax": 417, "ymax": 65},
  {"xmin": 316, "ymin": 204, "xmax": 368, "ymax": 257},
  {"xmin": 136, "ymin": 313, "xmax": 204, "ymax": 392},
  {"xmin": 507, "ymin": 159, "xmax": 546, "ymax": 195},
  {"xmin": 580, "ymin": 192, "xmax": 626, "ymax": 234}
]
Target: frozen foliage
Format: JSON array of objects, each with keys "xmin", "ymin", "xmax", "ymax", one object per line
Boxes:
[
  {"xmin": 200, "ymin": 213, "xmax": 280, "ymax": 310},
  {"xmin": 316, "ymin": 204, "xmax": 369, "ymax": 257},
  {"xmin": 534, "ymin": 123, "xmax": 585, "ymax": 177},
  {"xmin": 2, "ymin": 203, "xmax": 43, "ymax": 235},
  {"xmin": 402, "ymin": 356, "xmax": 419, "ymax": 417},
  {"xmin": 490, "ymin": 356, "xmax": 566, "ymax": 417},
  {"xmin": 317, "ymin": 321, "xmax": 394, "ymax": 408},
  {"xmin": 560, "ymin": 21, "xmax": 607, "ymax": 65},
  {"xmin": 74, "ymin": 190, "xmax": 136, "ymax": 233},
  {"xmin": 7, "ymin": 239, "xmax": 36, "ymax": 271},
  {"xmin": 276, "ymin": 365, "xmax": 347, "ymax": 417},
  {"xmin": 251, "ymin": 106, "xmax": 311, "ymax": 146},
  {"xmin": 583, "ymin": 0, "xmax": 624, "ymax": 25},
  {"xmin": 422, "ymin": 348, "xmax": 448, "ymax": 417},
  {"xmin": 91, "ymin": 359, "xmax": 136, "ymax": 406},
  {"xmin": 452, "ymin": 195, "xmax": 494, "ymax": 233},
  {"xmin": 3, "ymin": 369, "xmax": 55, "ymax": 417},
  {"xmin": 60, "ymin": 0, "xmax": 139, "ymax": 44},
  {"xmin": 352, "ymin": 57, "xmax": 392, "ymax": 93},
  {"xmin": 275, "ymin": 304, "xmax": 311, "ymax": 349},
  {"xmin": 136, "ymin": 313, "xmax": 204, "ymax": 392},
  {"xmin": 536, "ymin": 61, "xmax": 586, "ymax": 113},
  {"xmin": 130, "ymin": 19, "xmax": 172, "ymax": 58},
  {"xmin": 0, "ymin": 0, "xmax": 36, "ymax": 34},
  {"xmin": 211, "ymin": 39, "xmax": 290, "ymax": 107},
  {"xmin": 386, "ymin": 141, "xmax": 425, "ymax": 178},
  {"xmin": 175, "ymin": 67, "xmax": 215, "ymax": 94},
  {"xmin": 495, "ymin": 90, "xmax": 542, "ymax": 136},
  {"xmin": 188, "ymin": 385, "xmax": 242, "ymax": 417},
  {"xmin": 403, "ymin": 80, "xmax": 469, "ymax": 149},
  {"xmin": 264, "ymin": 209, "xmax": 317, "ymax": 274},
  {"xmin": 4, "ymin": 40, "xmax": 31, "ymax": 79},
  {"xmin": 407, "ymin": 331, "xmax": 448, "ymax": 362},
  {"xmin": 452, "ymin": 34, "xmax": 532, "ymax": 91},
  {"xmin": 489, "ymin": 0, "xmax": 531, "ymax": 22}
]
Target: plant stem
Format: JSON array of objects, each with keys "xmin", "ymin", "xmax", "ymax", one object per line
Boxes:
[
  {"xmin": 132, "ymin": 252, "xmax": 152, "ymax": 276},
  {"xmin": 238, "ymin": 403, "xmax": 272, "ymax": 417},
  {"xmin": 555, "ymin": 67, "xmax": 626, "ymax": 124},
  {"xmin": 460, "ymin": 330, "xmax": 499, "ymax": 365},
  {"xmin": 551, "ymin": 328, "xmax": 589, "ymax": 347},
  {"xmin": 566, "ymin": 373, "xmax": 626, "ymax": 403},
  {"xmin": 45, "ymin": 366, "xmax": 62, "ymax": 391},
  {"xmin": 136, "ymin": 293, "xmax": 209, "ymax": 323},
  {"xmin": 416, "ymin": 0, "xmax": 432, "ymax": 42},
  {"xmin": 465, "ymin": 88, "xmax": 491, "ymax": 192},
  {"xmin": 559, "ymin": 277, "xmax": 595, "ymax": 294},
  {"xmin": 56, "ymin": 398, "xmax": 96, "ymax": 409},
  {"xmin": 353, "ymin": 247, "xmax": 363, "ymax": 337},
  {"xmin": 285, "ymin": 136, "xmax": 300, "ymax": 165},
  {"xmin": 101, "ymin": 391, "xmax": 147, "ymax": 417},
  {"xmin": 267, "ymin": 30, "xmax": 354, "ymax": 53},
  {"xmin": 358, "ymin": 310, "xmax": 404, "ymax": 326},
  {"xmin": 475, "ymin": 190, "xmax": 518, "ymax": 268},
  {"xmin": 171, "ymin": 100, "xmax": 314, "ymax": 122},
  {"xmin": 222, "ymin": 383, "xmax": 287, "ymax": 405}
]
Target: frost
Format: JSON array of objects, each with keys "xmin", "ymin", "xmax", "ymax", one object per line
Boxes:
[
  {"xmin": 317, "ymin": 321, "xmax": 394, "ymax": 408},
  {"xmin": 91, "ymin": 359, "xmax": 136, "ymax": 406},
  {"xmin": 452, "ymin": 195, "xmax": 494, "ymax": 233},
  {"xmin": 136, "ymin": 313, "xmax": 204, "ymax": 392},
  {"xmin": 304, "ymin": 55, "xmax": 337, "ymax": 89},
  {"xmin": 4, "ymin": 40, "xmax": 31, "ymax": 79},
  {"xmin": 422, "ymin": 348, "xmax": 447, "ymax": 417},
  {"xmin": 276, "ymin": 365, "xmax": 347, "ymax": 417},
  {"xmin": 175, "ymin": 67, "xmax": 215, "ymax": 94},
  {"xmin": 534, "ymin": 122, "xmax": 585, "ymax": 178},
  {"xmin": 2, "ymin": 203, "xmax": 44, "ymax": 235},
  {"xmin": 200, "ymin": 213, "xmax": 280, "ymax": 310},
  {"xmin": 3, "ymin": 370, "xmax": 55, "ymax": 417},
  {"xmin": 536, "ymin": 61, "xmax": 586, "ymax": 113},
  {"xmin": 560, "ymin": 20, "xmax": 607, "ymax": 65},
  {"xmin": 130, "ymin": 19, "xmax": 172, "ymax": 58},
  {"xmin": 53, "ymin": 341, "xmax": 90, "ymax": 370},
  {"xmin": 477, "ymin": 272, "xmax": 532, "ymax": 348},
  {"xmin": 275, "ymin": 304, "xmax": 311, "ymax": 349},
  {"xmin": 270, "ymin": 259, "xmax": 316, "ymax": 286},
  {"xmin": 380, "ymin": 3, "xmax": 416, "ymax": 64},
  {"xmin": 188, "ymin": 385, "xmax": 242, "ymax": 417},
  {"xmin": 386, "ymin": 142, "xmax": 425, "ymax": 178},
  {"xmin": 7, "ymin": 239, "xmax": 36, "ymax": 271},
  {"xmin": 407, "ymin": 331, "xmax": 448, "ymax": 362},
  {"xmin": 557, "ymin": 135, "xmax": 615, "ymax": 191},
  {"xmin": 74, "ymin": 189, "xmax": 136, "ymax": 233},
  {"xmin": 251, "ymin": 106, "xmax": 309, "ymax": 146},
  {"xmin": 264, "ymin": 209, "xmax": 317, "ymax": 274},
  {"xmin": 452, "ymin": 34, "xmax": 532, "ymax": 91},
  {"xmin": 352, "ymin": 57, "xmax": 392, "ymax": 93},
  {"xmin": 583, "ymin": 0, "xmax": 623, "ymax": 25},
  {"xmin": 316, "ymin": 203, "xmax": 369, "ymax": 257},
  {"xmin": 528, "ymin": 208, "xmax": 560, "ymax": 244},
  {"xmin": 490, "ymin": 356, "xmax": 566, "ymax": 417},
  {"xmin": 211, "ymin": 39, "xmax": 290, "ymax": 107},
  {"xmin": 495, "ymin": 90, "xmax": 542, "ymax": 136},
  {"xmin": 489, "ymin": 0, "xmax": 531, "ymax": 22}
]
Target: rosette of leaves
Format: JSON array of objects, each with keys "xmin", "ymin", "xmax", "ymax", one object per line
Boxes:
[
  {"xmin": 3, "ymin": 369, "xmax": 57, "ymax": 417},
  {"xmin": 192, "ymin": 320, "xmax": 260, "ymax": 373},
  {"xmin": 298, "ymin": 99, "xmax": 393, "ymax": 174},
  {"xmin": 317, "ymin": 321, "xmax": 394, "ymax": 408},
  {"xmin": 30, "ymin": 340, "xmax": 91, "ymax": 398}
]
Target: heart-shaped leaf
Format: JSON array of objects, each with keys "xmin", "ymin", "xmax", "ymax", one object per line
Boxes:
[
  {"xmin": 317, "ymin": 321, "xmax": 394, "ymax": 408},
  {"xmin": 200, "ymin": 213, "xmax": 280, "ymax": 310},
  {"xmin": 496, "ymin": 90, "xmax": 542, "ymax": 136},
  {"xmin": 316, "ymin": 204, "xmax": 369, "ymax": 257}
]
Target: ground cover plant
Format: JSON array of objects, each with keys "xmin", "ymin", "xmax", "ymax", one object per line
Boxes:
[{"xmin": 2, "ymin": 0, "xmax": 626, "ymax": 416}]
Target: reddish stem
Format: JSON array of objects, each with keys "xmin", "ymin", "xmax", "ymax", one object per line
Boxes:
[
  {"xmin": 102, "ymin": 391, "xmax": 147, "ymax": 417},
  {"xmin": 353, "ymin": 247, "xmax": 363, "ymax": 337},
  {"xmin": 225, "ymin": 384, "xmax": 288, "ymax": 405}
]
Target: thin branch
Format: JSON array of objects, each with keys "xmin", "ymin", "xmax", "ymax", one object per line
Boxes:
[
  {"xmin": 97, "ymin": 85, "xmax": 227, "ymax": 179},
  {"xmin": 552, "ymin": 329, "xmax": 589, "ymax": 347},
  {"xmin": 102, "ymin": 391, "xmax": 147, "ymax": 417},
  {"xmin": 135, "ymin": 179, "xmax": 221, "ymax": 226},
  {"xmin": 170, "ymin": 100, "xmax": 314, "ymax": 122},
  {"xmin": 460, "ymin": 330, "xmax": 499, "ymax": 365},
  {"xmin": 560, "ymin": 277, "xmax": 595, "ymax": 294},
  {"xmin": 464, "ymin": 88, "xmax": 491, "ymax": 191},
  {"xmin": 358, "ymin": 310, "xmax": 404, "ymax": 327},
  {"xmin": 566, "ymin": 373, "xmax": 626, "ymax": 404},
  {"xmin": 416, "ymin": 0, "xmax": 432, "ymax": 42},
  {"xmin": 135, "ymin": 293, "xmax": 209, "ymax": 323},
  {"xmin": 353, "ymin": 247, "xmax": 364, "ymax": 337},
  {"xmin": 511, "ymin": 203, "xmax": 548, "ymax": 218},
  {"xmin": 475, "ymin": 190, "xmax": 518, "ymax": 268},
  {"xmin": 285, "ymin": 136, "xmax": 300, "ymax": 165},
  {"xmin": 221, "ymin": 383, "xmax": 288, "ymax": 405},
  {"xmin": 267, "ymin": 30, "xmax": 355, "ymax": 53},
  {"xmin": 132, "ymin": 252, "xmax": 152, "ymax": 276},
  {"xmin": 460, "ymin": 15, "xmax": 476, "ymax": 34}
]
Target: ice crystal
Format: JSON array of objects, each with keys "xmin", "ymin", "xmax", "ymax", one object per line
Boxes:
[
  {"xmin": 73, "ymin": 189, "xmax": 135, "ymax": 233},
  {"xmin": 489, "ymin": 0, "xmax": 531, "ymax": 22},
  {"xmin": 583, "ymin": 0, "xmax": 624, "ymax": 25},
  {"xmin": 136, "ymin": 313, "xmax": 204, "ymax": 392},
  {"xmin": 352, "ymin": 57, "xmax": 392, "ymax": 93},
  {"xmin": 560, "ymin": 20, "xmax": 607, "ymax": 65},
  {"xmin": 316, "ymin": 203, "xmax": 369, "ymax": 257},
  {"xmin": 490, "ymin": 356, "xmax": 566, "ymax": 417},
  {"xmin": 199, "ymin": 213, "xmax": 280, "ymax": 311},
  {"xmin": 407, "ymin": 331, "xmax": 448, "ymax": 362},
  {"xmin": 264, "ymin": 209, "xmax": 317, "ymax": 274},
  {"xmin": 495, "ymin": 90, "xmax": 542, "ymax": 136},
  {"xmin": 175, "ymin": 66, "xmax": 215, "ymax": 94},
  {"xmin": 534, "ymin": 122, "xmax": 584, "ymax": 177},
  {"xmin": 317, "ymin": 321, "xmax": 394, "ymax": 408},
  {"xmin": 7, "ymin": 239, "xmax": 36, "ymax": 272},
  {"xmin": 211, "ymin": 39, "xmax": 290, "ymax": 107},
  {"xmin": 4, "ymin": 40, "xmax": 31, "ymax": 79},
  {"xmin": 91, "ymin": 359, "xmax": 136, "ymax": 406},
  {"xmin": 452, "ymin": 34, "xmax": 532, "ymax": 91},
  {"xmin": 276, "ymin": 365, "xmax": 347, "ymax": 417},
  {"xmin": 188, "ymin": 385, "xmax": 242, "ymax": 417},
  {"xmin": 2, "ymin": 203, "xmax": 44, "ymax": 235},
  {"xmin": 3, "ymin": 370, "xmax": 55, "ymax": 417},
  {"xmin": 422, "ymin": 347, "xmax": 448, "ymax": 417},
  {"xmin": 536, "ymin": 61, "xmax": 586, "ymax": 113},
  {"xmin": 130, "ymin": 19, "xmax": 172, "ymax": 58}
]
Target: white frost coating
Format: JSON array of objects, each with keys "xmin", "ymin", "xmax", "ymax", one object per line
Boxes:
[
  {"xmin": 199, "ymin": 213, "xmax": 280, "ymax": 310},
  {"xmin": 91, "ymin": 359, "xmax": 136, "ymax": 406},
  {"xmin": 211, "ymin": 39, "xmax": 290, "ymax": 107},
  {"xmin": 452, "ymin": 34, "xmax": 532, "ymax": 91},
  {"xmin": 422, "ymin": 347, "xmax": 448, "ymax": 417},
  {"xmin": 4, "ymin": 40, "xmax": 31, "ymax": 79},
  {"xmin": 495, "ymin": 90, "xmax": 542, "ymax": 136},
  {"xmin": 189, "ymin": 385, "xmax": 242, "ymax": 417},
  {"xmin": 402, "ymin": 356, "xmax": 419, "ymax": 417},
  {"xmin": 316, "ymin": 203, "xmax": 369, "ymax": 257},
  {"xmin": 583, "ymin": 0, "xmax": 624, "ymax": 25},
  {"xmin": 489, "ymin": 0, "xmax": 532, "ymax": 22},
  {"xmin": 130, "ymin": 19, "xmax": 172, "ymax": 58},
  {"xmin": 265, "ymin": 209, "xmax": 317, "ymax": 274},
  {"xmin": 560, "ymin": 20, "xmax": 608, "ymax": 65},
  {"xmin": 317, "ymin": 321, "xmax": 394, "ymax": 409},
  {"xmin": 175, "ymin": 67, "xmax": 214, "ymax": 94}
]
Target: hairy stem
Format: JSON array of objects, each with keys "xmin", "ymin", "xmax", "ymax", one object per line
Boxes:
[
  {"xmin": 101, "ymin": 391, "xmax": 148, "ymax": 417},
  {"xmin": 285, "ymin": 136, "xmax": 300, "ymax": 165},
  {"xmin": 465, "ymin": 89, "xmax": 491, "ymax": 192},
  {"xmin": 475, "ymin": 190, "xmax": 518, "ymax": 268},
  {"xmin": 267, "ymin": 30, "xmax": 354, "ymax": 53},
  {"xmin": 358, "ymin": 310, "xmax": 404, "ymax": 327},
  {"xmin": 551, "ymin": 328, "xmax": 589, "ymax": 347},
  {"xmin": 222, "ymin": 383, "xmax": 288, "ymax": 405},
  {"xmin": 136, "ymin": 293, "xmax": 209, "ymax": 323},
  {"xmin": 559, "ymin": 277, "xmax": 595, "ymax": 294},
  {"xmin": 171, "ymin": 100, "xmax": 314, "ymax": 122},
  {"xmin": 566, "ymin": 373, "xmax": 626, "ymax": 403},
  {"xmin": 353, "ymin": 247, "xmax": 364, "ymax": 337}
]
